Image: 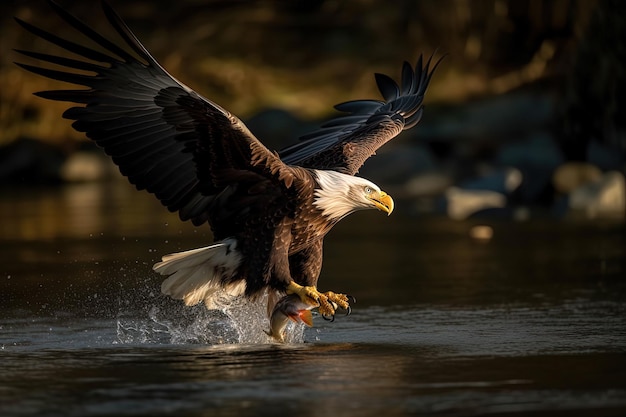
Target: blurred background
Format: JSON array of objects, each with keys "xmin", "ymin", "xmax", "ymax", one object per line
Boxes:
[
  {"xmin": 1, "ymin": 0, "xmax": 625, "ymax": 224},
  {"xmin": 0, "ymin": 0, "xmax": 624, "ymax": 305}
]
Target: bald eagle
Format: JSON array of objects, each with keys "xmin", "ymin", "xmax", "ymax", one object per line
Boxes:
[{"xmin": 16, "ymin": 1, "xmax": 440, "ymax": 338}]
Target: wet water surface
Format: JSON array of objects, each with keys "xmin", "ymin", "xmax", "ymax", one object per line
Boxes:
[{"xmin": 1, "ymin": 183, "xmax": 625, "ymax": 416}]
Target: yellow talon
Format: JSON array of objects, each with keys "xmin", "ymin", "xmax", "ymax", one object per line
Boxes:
[
  {"xmin": 323, "ymin": 291, "xmax": 350, "ymax": 310},
  {"xmin": 285, "ymin": 281, "xmax": 352, "ymax": 317},
  {"xmin": 285, "ymin": 281, "xmax": 320, "ymax": 306}
]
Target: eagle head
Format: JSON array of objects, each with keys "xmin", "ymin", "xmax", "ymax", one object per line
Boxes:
[{"xmin": 313, "ymin": 170, "xmax": 394, "ymax": 221}]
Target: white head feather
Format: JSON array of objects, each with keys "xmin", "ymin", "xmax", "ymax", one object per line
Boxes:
[{"xmin": 313, "ymin": 170, "xmax": 387, "ymax": 221}]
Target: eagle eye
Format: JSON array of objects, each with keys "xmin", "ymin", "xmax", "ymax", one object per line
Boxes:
[{"xmin": 364, "ymin": 186, "xmax": 373, "ymax": 194}]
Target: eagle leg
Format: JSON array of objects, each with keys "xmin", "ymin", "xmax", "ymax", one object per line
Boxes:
[{"xmin": 285, "ymin": 281, "xmax": 352, "ymax": 317}]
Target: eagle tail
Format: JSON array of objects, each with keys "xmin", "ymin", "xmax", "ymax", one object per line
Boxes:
[{"xmin": 154, "ymin": 239, "xmax": 244, "ymax": 308}]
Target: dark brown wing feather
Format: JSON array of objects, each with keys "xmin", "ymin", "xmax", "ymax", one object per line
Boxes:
[
  {"xmin": 279, "ymin": 54, "xmax": 442, "ymax": 175},
  {"xmin": 14, "ymin": 0, "xmax": 295, "ymax": 226}
]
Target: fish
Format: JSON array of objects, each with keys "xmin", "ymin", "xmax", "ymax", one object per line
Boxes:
[{"xmin": 266, "ymin": 294, "xmax": 315, "ymax": 342}]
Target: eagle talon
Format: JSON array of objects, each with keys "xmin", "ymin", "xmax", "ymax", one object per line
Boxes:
[
  {"xmin": 322, "ymin": 291, "xmax": 351, "ymax": 312},
  {"xmin": 322, "ymin": 313, "xmax": 335, "ymax": 322},
  {"xmin": 317, "ymin": 294, "xmax": 336, "ymax": 317},
  {"xmin": 285, "ymin": 281, "xmax": 354, "ymax": 319}
]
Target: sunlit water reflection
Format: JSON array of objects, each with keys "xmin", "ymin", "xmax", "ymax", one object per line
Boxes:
[{"xmin": 1, "ymin": 183, "xmax": 625, "ymax": 416}]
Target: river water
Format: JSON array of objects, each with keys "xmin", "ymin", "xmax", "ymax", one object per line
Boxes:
[{"xmin": 1, "ymin": 182, "xmax": 625, "ymax": 416}]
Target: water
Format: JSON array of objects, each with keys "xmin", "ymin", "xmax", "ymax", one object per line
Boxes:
[{"xmin": 1, "ymin": 183, "xmax": 625, "ymax": 416}]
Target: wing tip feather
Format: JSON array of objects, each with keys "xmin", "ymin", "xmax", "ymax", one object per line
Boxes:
[{"xmin": 281, "ymin": 51, "xmax": 444, "ymax": 170}]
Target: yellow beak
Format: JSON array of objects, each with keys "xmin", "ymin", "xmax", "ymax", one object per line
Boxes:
[{"xmin": 371, "ymin": 191, "xmax": 394, "ymax": 215}]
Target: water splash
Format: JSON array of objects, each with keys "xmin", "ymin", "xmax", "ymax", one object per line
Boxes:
[{"xmin": 116, "ymin": 290, "xmax": 306, "ymax": 345}]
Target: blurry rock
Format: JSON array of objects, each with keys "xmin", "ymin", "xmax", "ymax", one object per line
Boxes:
[
  {"xmin": 553, "ymin": 162, "xmax": 602, "ymax": 194},
  {"xmin": 459, "ymin": 167, "xmax": 522, "ymax": 195},
  {"xmin": 569, "ymin": 171, "xmax": 625, "ymax": 218},
  {"xmin": 496, "ymin": 132, "xmax": 564, "ymax": 170},
  {"xmin": 438, "ymin": 168, "xmax": 525, "ymax": 219},
  {"xmin": 495, "ymin": 133, "xmax": 564, "ymax": 204},
  {"xmin": 515, "ymin": 165, "xmax": 557, "ymax": 205},
  {"xmin": 405, "ymin": 171, "xmax": 454, "ymax": 197},
  {"xmin": 60, "ymin": 151, "xmax": 117, "ymax": 182},
  {"xmin": 0, "ymin": 137, "xmax": 65, "ymax": 184},
  {"xmin": 360, "ymin": 144, "xmax": 437, "ymax": 185},
  {"xmin": 442, "ymin": 187, "xmax": 506, "ymax": 220},
  {"xmin": 415, "ymin": 92, "xmax": 554, "ymax": 143}
]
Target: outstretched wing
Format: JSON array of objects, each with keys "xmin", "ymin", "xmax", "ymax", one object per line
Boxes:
[
  {"xmin": 279, "ymin": 54, "xmax": 442, "ymax": 176},
  {"xmin": 15, "ymin": 0, "xmax": 295, "ymax": 226}
]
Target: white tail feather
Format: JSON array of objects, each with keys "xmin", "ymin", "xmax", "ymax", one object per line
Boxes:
[{"xmin": 154, "ymin": 239, "xmax": 243, "ymax": 308}]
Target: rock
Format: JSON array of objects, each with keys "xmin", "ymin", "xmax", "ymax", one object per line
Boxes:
[
  {"xmin": 569, "ymin": 171, "xmax": 625, "ymax": 218},
  {"xmin": 494, "ymin": 133, "xmax": 564, "ymax": 204},
  {"xmin": 442, "ymin": 187, "xmax": 507, "ymax": 220},
  {"xmin": 360, "ymin": 144, "xmax": 437, "ymax": 185},
  {"xmin": 553, "ymin": 162, "xmax": 602, "ymax": 194},
  {"xmin": 458, "ymin": 167, "xmax": 522, "ymax": 195},
  {"xmin": 435, "ymin": 168, "xmax": 525, "ymax": 219},
  {"xmin": 496, "ymin": 132, "xmax": 564, "ymax": 170},
  {"xmin": 414, "ymin": 92, "xmax": 554, "ymax": 143},
  {"xmin": 405, "ymin": 171, "xmax": 454, "ymax": 197}
]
